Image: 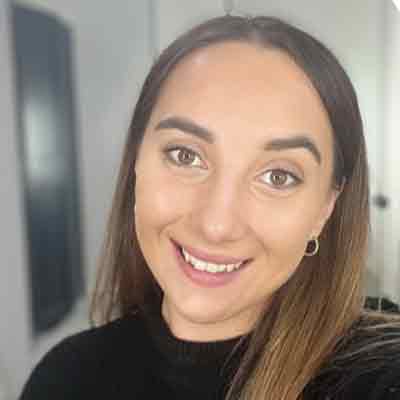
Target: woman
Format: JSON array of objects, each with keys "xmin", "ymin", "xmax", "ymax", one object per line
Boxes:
[{"xmin": 20, "ymin": 15, "xmax": 400, "ymax": 400}]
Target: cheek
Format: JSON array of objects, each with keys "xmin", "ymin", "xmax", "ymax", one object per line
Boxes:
[
  {"xmin": 134, "ymin": 163, "xmax": 191, "ymax": 234},
  {"xmin": 250, "ymin": 198, "xmax": 322, "ymax": 257},
  {"xmin": 136, "ymin": 141, "xmax": 209, "ymax": 214}
]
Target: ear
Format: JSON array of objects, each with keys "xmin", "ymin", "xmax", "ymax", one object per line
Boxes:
[{"xmin": 311, "ymin": 185, "xmax": 343, "ymax": 239}]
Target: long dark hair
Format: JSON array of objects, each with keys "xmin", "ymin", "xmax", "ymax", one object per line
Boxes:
[{"xmin": 90, "ymin": 15, "xmax": 400, "ymax": 399}]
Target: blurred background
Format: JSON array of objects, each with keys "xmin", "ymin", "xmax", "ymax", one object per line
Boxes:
[{"xmin": 0, "ymin": 0, "xmax": 399, "ymax": 398}]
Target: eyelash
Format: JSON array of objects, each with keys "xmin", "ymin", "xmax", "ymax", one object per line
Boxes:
[{"xmin": 162, "ymin": 145, "xmax": 303, "ymax": 190}]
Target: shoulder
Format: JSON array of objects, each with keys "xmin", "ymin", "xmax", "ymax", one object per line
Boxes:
[
  {"xmin": 346, "ymin": 312, "xmax": 400, "ymax": 399},
  {"xmin": 367, "ymin": 360, "xmax": 400, "ymax": 399},
  {"xmin": 19, "ymin": 310, "xmax": 150, "ymax": 399},
  {"xmin": 337, "ymin": 357, "xmax": 400, "ymax": 399},
  {"xmin": 308, "ymin": 311, "xmax": 400, "ymax": 399}
]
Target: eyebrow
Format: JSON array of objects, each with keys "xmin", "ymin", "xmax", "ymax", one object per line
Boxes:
[{"xmin": 155, "ymin": 116, "xmax": 321, "ymax": 165}]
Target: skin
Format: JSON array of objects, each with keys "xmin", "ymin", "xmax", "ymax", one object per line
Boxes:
[{"xmin": 134, "ymin": 41, "xmax": 341, "ymax": 342}]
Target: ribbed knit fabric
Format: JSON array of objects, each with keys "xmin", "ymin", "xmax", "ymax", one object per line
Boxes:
[
  {"xmin": 19, "ymin": 303, "xmax": 400, "ymax": 399},
  {"xmin": 140, "ymin": 303, "xmax": 251, "ymax": 398}
]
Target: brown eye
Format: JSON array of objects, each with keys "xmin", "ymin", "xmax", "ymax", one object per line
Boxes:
[
  {"xmin": 163, "ymin": 146, "xmax": 203, "ymax": 168},
  {"xmin": 261, "ymin": 169, "xmax": 301, "ymax": 189},
  {"xmin": 271, "ymin": 170, "xmax": 288, "ymax": 186},
  {"xmin": 177, "ymin": 148, "xmax": 196, "ymax": 165}
]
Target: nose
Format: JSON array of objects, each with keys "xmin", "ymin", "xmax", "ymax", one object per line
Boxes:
[{"xmin": 190, "ymin": 176, "xmax": 247, "ymax": 244}]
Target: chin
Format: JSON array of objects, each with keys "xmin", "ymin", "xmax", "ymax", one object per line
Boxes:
[
  {"xmin": 180, "ymin": 298, "xmax": 228, "ymax": 321},
  {"xmin": 170, "ymin": 295, "xmax": 249, "ymax": 328}
]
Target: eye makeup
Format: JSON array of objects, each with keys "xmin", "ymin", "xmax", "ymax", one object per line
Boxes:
[{"xmin": 161, "ymin": 144, "xmax": 304, "ymax": 191}]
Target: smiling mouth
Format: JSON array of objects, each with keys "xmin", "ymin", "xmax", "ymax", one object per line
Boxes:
[{"xmin": 172, "ymin": 240, "xmax": 252, "ymax": 272}]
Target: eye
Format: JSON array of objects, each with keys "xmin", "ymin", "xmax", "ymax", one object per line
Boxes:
[
  {"xmin": 260, "ymin": 169, "xmax": 302, "ymax": 189},
  {"xmin": 162, "ymin": 146, "xmax": 302, "ymax": 189},
  {"xmin": 162, "ymin": 145, "xmax": 204, "ymax": 169}
]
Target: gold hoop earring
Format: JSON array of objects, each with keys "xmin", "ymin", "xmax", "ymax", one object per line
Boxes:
[{"xmin": 305, "ymin": 237, "xmax": 319, "ymax": 256}]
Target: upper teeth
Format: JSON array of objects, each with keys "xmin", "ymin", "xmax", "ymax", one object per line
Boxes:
[{"xmin": 181, "ymin": 247, "xmax": 244, "ymax": 273}]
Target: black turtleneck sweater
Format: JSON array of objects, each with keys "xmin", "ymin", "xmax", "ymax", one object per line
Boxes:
[{"xmin": 19, "ymin": 306, "xmax": 400, "ymax": 399}]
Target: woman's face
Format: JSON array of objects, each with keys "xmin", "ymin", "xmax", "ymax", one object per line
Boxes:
[{"xmin": 134, "ymin": 42, "xmax": 340, "ymax": 341}]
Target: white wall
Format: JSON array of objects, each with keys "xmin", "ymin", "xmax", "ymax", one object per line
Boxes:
[
  {"xmin": 69, "ymin": 1, "xmax": 154, "ymax": 289},
  {"xmin": 382, "ymin": 1, "xmax": 400, "ymax": 303},
  {"xmin": 0, "ymin": 0, "xmax": 31, "ymax": 397},
  {"xmin": 155, "ymin": 0, "xmax": 224, "ymax": 53}
]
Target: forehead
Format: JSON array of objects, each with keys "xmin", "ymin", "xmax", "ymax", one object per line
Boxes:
[{"xmin": 149, "ymin": 41, "xmax": 334, "ymax": 168}]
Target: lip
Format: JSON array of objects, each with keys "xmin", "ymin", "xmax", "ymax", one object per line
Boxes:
[
  {"xmin": 171, "ymin": 239, "xmax": 249, "ymax": 288},
  {"xmin": 171, "ymin": 239, "xmax": 250, "ymax": 265}
]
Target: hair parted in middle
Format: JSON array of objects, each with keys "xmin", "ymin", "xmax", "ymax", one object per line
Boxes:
[{"xmin": 90, "ymin": 15, "xmax": 400, "ymax": 400}]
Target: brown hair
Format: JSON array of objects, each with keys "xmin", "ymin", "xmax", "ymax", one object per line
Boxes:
[{"xmin": 90, "ymin": 15, "xmax": 400, "ymax": 399}]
